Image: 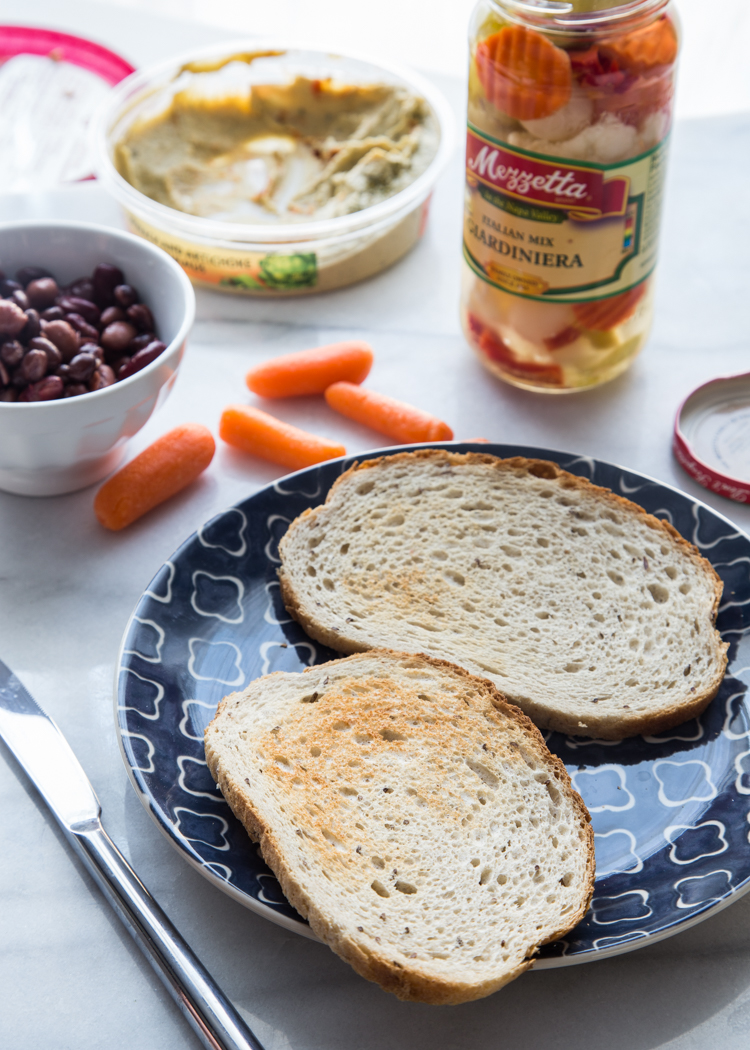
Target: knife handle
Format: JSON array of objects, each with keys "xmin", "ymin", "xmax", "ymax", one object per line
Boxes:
[{"xmin": 67, "ymin": 820, "xmax": 266, "ymax": 1050}]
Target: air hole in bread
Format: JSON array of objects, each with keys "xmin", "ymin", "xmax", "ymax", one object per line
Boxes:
[
  {"xmin": 446, "ymin": 489, "xmax": 464, "ymax": 498},
  {"xmin": 407, "ymin": 620, "xmax": 442, "ymax": 633},
  {"xmin": 308, "ymin": 536, "xmax": 322, "ymax": 549},
  {"xmin": 607, "ymin": 570, "xmax": 624, "ymax": 586},
  {"xmin": 386, "ymin": 514, "xmax": 405, "ymax": 526},
  {"xmin": 332, "ymin": 721, "xmax": 351, "ymax": 731},
  {"xmin": 684, "ymin": 664, "xmax": 691, "ymax": 676},
  {"xmin": 536, "ymin": 611, "xmax": 550, "ymax": 620},
  {"xmin": 431, "ymin": 550, "xmax": 448, "ymax": 561},
  {"xmin": 371, "ymin": 880, "xmax": 390, "ymax": 898},
  {"xmin": 340, "ymin": 543, "xmax": 350, "ymax": 554},
  {"xmin": 306, "ymin": 565, "xmax": 317, "ymax": 577},
  {"xmin": 371, "ymin": 856, "xmax": 385, "ymax": 869},
  {"xmin": 648, "ymin": 583, "xmax": 669, "ymax": 604},
  {"xmin": 355, "ymin": 733, "xmax": 372, "ymax": 744},
  {"xmin": 274, "ymin": 756, "xmax": 292, "ymax": 769},
  {"xmin": 322, "ymin": 829, "xmax": 345, "ymax": 849},
  {"xmin": 357, "ymin": 481, "xmax": 375, "ymax": 495},
  {"xmin": 501, "ymin": 545, "xmax": 522, "ymax": 558},
  {"xmin": 546, "ymin": 781, "xmax": 562, "ymax": 805},
  {"xmin": 560, "ymin": 872, "xmax": 574, "ymax": 887},
  {"xmin": 444, "ymin": 570, "xmax": 465, "ymax": 586},
  {"xmin": 339, "ymin": 786, "xmax": 357, "ymax": 796},
  {"xmin": 300, "ymin": 692, "xmax": 319, "ymax": 703},
  {"xmin": 381, "ymin": 728, "xmax": 408, "ymax": 742},
  {"xmin": 470, "ymin": 857, "xmax": 480, "ymax": 867},
  {"xmin": 395, "ymin": 881, "xmax": 417, "ymax": 895},
  {"xmin": 479, "ymin": 867, "xmax": 492, "ymax": 885},
  {"xmin": 536, "ymin": 537, "xmax": 550, "ymax": 548},
  {"xmin": 680, "ymin": 582, "xmax": 692, "ymax": 595},
  {"xmin": 564, "ymin": 663, "xmax": 582, "ymax": 673},
  {"xmin": 310, "ymin": 746, "xmax": 322, "ymax": 757},
  {"xmin": 466, "ymin": 758, "xmax": 499, "ymax": 787}
]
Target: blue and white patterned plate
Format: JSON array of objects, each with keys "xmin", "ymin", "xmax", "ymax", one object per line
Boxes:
[{"xmin": 116, "ymin": 443, "xmax": 750, "ymax": 962}]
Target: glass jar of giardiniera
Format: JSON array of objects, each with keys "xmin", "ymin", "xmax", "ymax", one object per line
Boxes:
[{"xmin": 461, "ymin": 0, "xmax": 680, "ymax": 392}]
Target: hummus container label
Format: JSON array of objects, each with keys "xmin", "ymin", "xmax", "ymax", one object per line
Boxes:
[
  {"xmin": 463, "ymin": 125, "xmax": 668, "ymax": 302},
  {"xmin": 126, "ymin": 212, "xmax": 318, "ymax": 292}
]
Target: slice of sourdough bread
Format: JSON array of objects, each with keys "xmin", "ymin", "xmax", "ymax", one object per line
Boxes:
[
  {"xmin": 278, "ymin": 451, "xmax": 728, "ymax": 739},
  {"xmin": 204, "ymin": 650, "xmax": 594, "ymax": 1004}
]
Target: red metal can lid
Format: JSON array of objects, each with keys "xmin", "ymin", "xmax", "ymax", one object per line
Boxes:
[{"xmin": 673, "ymin": 371, "xmax": 750, "ymax": 504}]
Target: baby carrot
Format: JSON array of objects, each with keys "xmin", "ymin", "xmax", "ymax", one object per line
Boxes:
[
  {"xmin": 325, "ymin": 382, "xmax": 453, "ymax": 443},
  {"xmin": 246, "ymin": 341, "xmax": 374, "ymax": 398},
  {"xmin": 220, "ymin": 404, "xmax": 346, "ymax": 470},
  {"xmin": 94, "ymin": 423, "xmax": 215, "ymax": 531}
]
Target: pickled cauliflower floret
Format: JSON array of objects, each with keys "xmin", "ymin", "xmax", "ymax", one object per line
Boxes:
[
  {"xmin": 520, "ymin": 87, "xmax": 593, "ymax": 143},
  {"xmin": 509, "ymin": 113, "xmax": 639, "ymax": 164},
  {"xmin": 507, "ymin": 299, "xmax": 575, "ymax": 344}
]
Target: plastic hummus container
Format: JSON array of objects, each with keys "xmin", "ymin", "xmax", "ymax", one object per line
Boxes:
[{"xmin": 94, "ymin": 45, "xmax": 455, "ymax": 295}]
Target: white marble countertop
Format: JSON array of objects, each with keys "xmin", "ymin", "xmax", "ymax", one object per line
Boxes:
[{"xmin": 2, "ymin": 3, "xmax": 750, "ymax": 1049}]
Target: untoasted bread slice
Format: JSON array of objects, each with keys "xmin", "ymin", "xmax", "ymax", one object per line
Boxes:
[
  {"xmin": 278, "ymin": 451, "xmax": 727, "ymax": 739},
  {"xmin": 204, "ymin": 650, "xmax": 594, "ymax": 1004}
]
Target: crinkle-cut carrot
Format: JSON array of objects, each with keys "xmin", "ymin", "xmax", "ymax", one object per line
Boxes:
[
  {"xmin": 220, "ymin": 404, "xmax": 346, "ymax": 470},
  {"xmin": 325, "ymin": 382, "xmax": 453, "ymax": 443},
  {"xmin": 246, "ymin": 341, "xmax": 374, "ymax": 398},
  {"xmin": 601, "ymin": 16, "xmax": 678, "ymax": 75},
  {"xmin": 94, "ymin": 424, "xmax": 215, "ymax": 531},
  {"xmin": 573, "ymin": 283, "xmax": 647, "ymax": 331},
  {"xmin": 476, "ymin": 25, "xmax": 572, "ymax": 120}
]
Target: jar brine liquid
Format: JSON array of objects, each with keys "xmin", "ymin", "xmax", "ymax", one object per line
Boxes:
[{"xmin": 461, "ymin": 0, "xmax": 679, "ymax": 392}]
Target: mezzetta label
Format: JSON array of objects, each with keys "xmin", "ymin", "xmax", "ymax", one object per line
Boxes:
[{"xmin": 463, "ymin": 124, "xmax": 669, "ymax": 302}]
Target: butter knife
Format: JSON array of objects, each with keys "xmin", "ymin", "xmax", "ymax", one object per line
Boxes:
[{"xmin": 0, "ymin": 658, "xmax": 265, "ymax": 1050}]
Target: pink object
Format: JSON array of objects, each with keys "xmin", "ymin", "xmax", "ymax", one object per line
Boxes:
[
  {"xmin": 673, "ymin": 371, "xmax": 750, "ymax": 504},
  {"xmin": 0, "ymin": 25, "xmax": 134, "ymax": 83}
]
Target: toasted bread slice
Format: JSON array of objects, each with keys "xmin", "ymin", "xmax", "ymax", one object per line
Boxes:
[
  {"xmin": 278, "ymin": 451, "xmax": 727, "ymax": 739},
  {"xmin": 204, "ymin": 650, "xmax": 594, "ymax": 1004}
]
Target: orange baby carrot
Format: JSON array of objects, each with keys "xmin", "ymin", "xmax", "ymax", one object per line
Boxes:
[
  {"xmin": 476, "ymin": 25, "xmax": 572, "ymax": 121},
  {"xmin": 94, "ymin": 423, "xmax": 215, "ymax": 531},
  {"xmin": 220, "ymin": 404, "xmax": 346, "ymax": 470},
  {"xmin": 246, "ymin": 341, "xmax": 374, "ymax": 398},
  {"xmin": 325, "ymin": 383, "xmax": 453, "ymax": 443}
]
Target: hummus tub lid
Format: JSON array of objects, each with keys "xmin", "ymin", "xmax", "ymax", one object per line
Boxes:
[
  {"xmin": 673, "ymin": 372, "xmax": 750, "ymax": 504},
  {"xmin": 0, "ymin": 26, "xmax": 134, "ymax": 192}
]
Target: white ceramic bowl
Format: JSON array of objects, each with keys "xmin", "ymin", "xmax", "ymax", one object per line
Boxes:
[{"xmin": 0, "ymin": 221, "xmax": 195, "ymax": 496}]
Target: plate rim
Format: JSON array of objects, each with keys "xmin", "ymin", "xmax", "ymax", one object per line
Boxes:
[{"xmin": 114, "ymin": 439, "xmax": 750, "ymax": 964}]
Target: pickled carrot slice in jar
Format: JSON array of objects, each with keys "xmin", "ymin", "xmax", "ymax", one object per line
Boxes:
[
  {"xmin": 475, "ymin": 25, "xmax": 572, "ymax": 120},
  {"xmin": 573, "ymin": 282, "xmax": 647, "ymax": 331},
  {"xmin": 600, "ymin": 16, "xmax": 678, "ymax": 76}
]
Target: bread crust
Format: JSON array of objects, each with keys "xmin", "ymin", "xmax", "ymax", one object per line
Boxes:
[
  {"xmin": 205, "ymin": 650, "xmax": 595, "ymax": 1004},
  {"xmin": 278, "ymin": 450, "xmax": 728, "ymax": 740}
]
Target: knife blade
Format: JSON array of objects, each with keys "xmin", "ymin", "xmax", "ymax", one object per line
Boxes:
[{"xmin": 0, "ymin": 659, "xmax": 266, "ymax": 1050}]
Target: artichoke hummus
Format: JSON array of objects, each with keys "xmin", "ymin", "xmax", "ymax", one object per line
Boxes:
[{"xmin": 114, "ymin": 75, "xmax": 438, "ymax": 223}]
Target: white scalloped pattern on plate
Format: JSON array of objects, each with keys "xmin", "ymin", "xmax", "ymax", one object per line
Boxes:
[{"xmin": 116, "ymin": 443, "xmax": 750, "ymax": 961}]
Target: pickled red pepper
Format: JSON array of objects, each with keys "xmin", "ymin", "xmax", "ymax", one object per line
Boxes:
[{"xmin": 461, "ymin": 0, "xmax": 679, "ymax": 391}]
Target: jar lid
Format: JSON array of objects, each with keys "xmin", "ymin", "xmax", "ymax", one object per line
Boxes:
[{"xmin": 673, "ymin": 372, "xmax": 750, "ymax": 504}]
